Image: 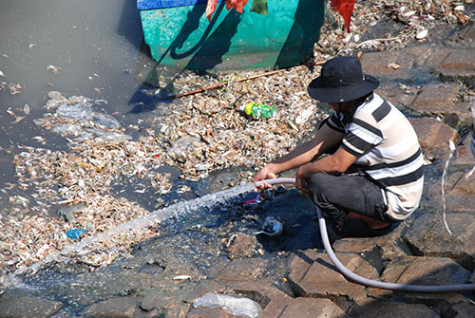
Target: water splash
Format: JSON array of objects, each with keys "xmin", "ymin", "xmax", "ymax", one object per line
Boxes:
[
  {"xmin": 440, "ymin": 140, "xmax": 455, "ymax": 236},
  {"xmin": 6, "ymin": 183, "xmax": 255, "ymax": 285},
  {"xmin": 467, "ymin": 97, "xmax": 475, "ymax": 178}
]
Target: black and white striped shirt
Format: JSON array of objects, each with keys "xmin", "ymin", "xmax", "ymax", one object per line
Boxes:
[{"xmin": 327, "ymin": 93, "xmax": 424, "ymax": 220}]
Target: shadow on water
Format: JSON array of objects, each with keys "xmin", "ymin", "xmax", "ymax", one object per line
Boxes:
[{"xmin": 117, "ymin": 0, "xmax": 143, "ymax": 50}]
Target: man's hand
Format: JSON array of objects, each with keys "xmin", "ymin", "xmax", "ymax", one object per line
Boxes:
[
  {"xmin": 295, "ymin": 163, "xmax": 314, "ymax": 196},
  {"xmin": 254, "ymin": 164, "xmax": 278, "ymax": 189}
]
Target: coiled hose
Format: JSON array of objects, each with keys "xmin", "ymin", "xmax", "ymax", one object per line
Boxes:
[{"xmin": 255, "ymin": 177, "xmax": 475, "ymax": 292}]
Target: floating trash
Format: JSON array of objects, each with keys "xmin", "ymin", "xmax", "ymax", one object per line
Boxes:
[
  {"xmin": 193, "ymin": 294, "xmax": 262, "ymax": 318},
  {"xmin": 240, "ymin": 102, "xmax": 276, "ymax": 120},
  {"xmin": 65, "ymin": 228, "xmax": 88, "ymax": 240},
  {"xmin": 416, "ymin": 28, "xmax": 428, "ymax": 40},
  {"xmin": 242, "ymin": 193, "xmax": 264, "ymax": 207},
  {"xmin": 35, "ymin": 244, "xmax": 53, "ymax": 258},
  {"xmin": 172, "ymin": 275, "xmax": 192, "ymax": 281},
  {"xmin": 254, "ymin": 216, "xmax": 284, "ymax": 237}
]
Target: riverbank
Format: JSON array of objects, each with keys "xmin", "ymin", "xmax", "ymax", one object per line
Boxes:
[{"xmin": 1, "ymin": 1, "xmax": 474, "ymax": 317}]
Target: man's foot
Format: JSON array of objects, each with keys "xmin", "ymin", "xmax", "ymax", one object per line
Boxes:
[
  {"xmin": 331, "ymin": 216, "xmax": 397, "ymax": 238},
  {"xmin": 362, "ymin": 219, "xmax": 390, "ymax": 230},
  {"xmin": 347, "ymin": 211, "xmax": 389, "ymax": 230}
]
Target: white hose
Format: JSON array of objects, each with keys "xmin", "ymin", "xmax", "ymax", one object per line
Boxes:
[{"xmin": 255, "ymin": 178, "xmax": 475, "ymax": 292}]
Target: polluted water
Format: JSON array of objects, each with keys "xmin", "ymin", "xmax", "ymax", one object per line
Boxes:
[
  {"xmin": 3, "ymin": 185, "xmax": 309, "ymax": 315},
  {"xmin": 0, "ymin": 0, "xmax": 155, "ymax": 191},
  {"xmin": 6, "ymin": 182, "xmax": 256, "ymax": 279}
]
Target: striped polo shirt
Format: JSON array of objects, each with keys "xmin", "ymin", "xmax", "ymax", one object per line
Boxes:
[{"xmin": 327, "ymin": 93, "xmax": 424, "ymax": 220}]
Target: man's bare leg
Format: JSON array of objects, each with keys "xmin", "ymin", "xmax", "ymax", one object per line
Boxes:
[{"xmin": 347, "ymin": 211, "xmax": 390, "ymax": 229}]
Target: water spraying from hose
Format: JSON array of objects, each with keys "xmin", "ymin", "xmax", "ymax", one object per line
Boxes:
[{"xmin": 441, "ymin": 140, "xmax": 456, "ymax": 236}]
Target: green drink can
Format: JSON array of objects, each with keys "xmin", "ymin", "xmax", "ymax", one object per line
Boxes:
[{"xmin": 241, "ymin": 102, "xmax": 276, "ymax": 119}]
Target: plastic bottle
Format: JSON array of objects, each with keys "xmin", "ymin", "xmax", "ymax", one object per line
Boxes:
[{"xmin": 241, "ymin": 102, "xmax": 276, "ymax": 119}]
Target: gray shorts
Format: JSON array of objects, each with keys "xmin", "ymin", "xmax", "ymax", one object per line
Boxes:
[{"xmin": 305, "ymin": 172, "xmax": 394, "ymax": 223}]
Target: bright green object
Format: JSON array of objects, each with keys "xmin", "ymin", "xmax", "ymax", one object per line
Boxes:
[
  {"xmin": 241, "ymin": 102, "xmax": 276, "ymax": 119},
  {"xmin": 138, "ymin": 0, "xmax": 325, "ymax": 71}
]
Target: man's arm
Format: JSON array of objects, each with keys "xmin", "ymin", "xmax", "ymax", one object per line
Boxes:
[
  {"xmin": 254, "ymin": 122, "xmax": 344, "ymax": 184},
  {"xmin": 295, "ymin": 146, "xmax": 357, "ymax": 190}
]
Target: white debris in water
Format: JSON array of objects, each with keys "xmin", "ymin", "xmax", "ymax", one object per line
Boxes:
[
  {"xmin": 193, "ymin": 294, "xmax": 262, "ymax": 318},
  {"xmin": 172, "ymin": 275, "xmax": 191, "ymax": 281}
]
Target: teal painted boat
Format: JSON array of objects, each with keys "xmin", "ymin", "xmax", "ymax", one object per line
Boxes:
[{"xmin": 137, "ymin": 0, "xmax": 325, "ymax": 71}]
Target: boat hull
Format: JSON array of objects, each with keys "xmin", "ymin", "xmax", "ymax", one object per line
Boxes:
[{"xmin": 138, "ymin": 0, "xmax": 324, "ymax": 70}]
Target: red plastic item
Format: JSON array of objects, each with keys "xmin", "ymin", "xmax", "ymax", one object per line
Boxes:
[
  {"xmin": 330, "ymin": 0, "xmax": 356, "ymax": 32},
  {"xmin": 243, "ymin": 193, "xmax": 263, "ymax": 207},
  {"xmin": 205, "ymin": 1, "xmax": 355, "ymax": 33},
  {"xmin": 206, "ymin": 0, "xmax": 249, "ymax": 22},
  {"xmin": 225, "ymin": 0, "xmax": 249, "ymax": 13},
  {"xmin": 206, "ymin": 0, "xmax": 218, "ymax": 22}
]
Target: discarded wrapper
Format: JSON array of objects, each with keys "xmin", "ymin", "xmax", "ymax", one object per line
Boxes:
[
  {"xmin": 65, "ymin": 228, "xmax": 88, "ymax": 240},
  {"xmin": 36, "ymin": 243, "xmax": 53, "ymax": 258},
  {"xmin": 242, "ymin": 193, "xmax": 263, "ymax": 207},
  {"xmin": 254, "ymin": 216, "xmax": 283, "ymax": 237}
]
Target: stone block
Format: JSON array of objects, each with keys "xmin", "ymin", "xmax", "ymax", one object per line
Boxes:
[
  {"xmin": 0, "ymin": 296, "xmax": 63, "ymax": 318},
  {"xmin": 438, "ymin": 49, "xmax": 475, "ymax": 85},
  {"xmin": 406, "ymin": 47, "xmax": 452, "ymax": 68},
  {"xmin": 82, "ymin": 296, "xmax": 140, "ymax": 318},
  {"xmin": 382, "ymin": 256, "xmax": 471, "ymax": 286},
  {"xmin": 449, "ymin": 171, "xmax": 475, "ymax": 195},
  {"xmin": 225, "ymin": 280, "xmax": 290, "ymax": 302},
  {"xmin": 427, "ymin": 168, "xmax": 475, "ymax": 212},
  {"xmin": 462, "ymin": 22, "xmax": 475, "ymax": 41},
  {"xmin": 287, "ymin": 249, "xmax": 320, "ymax": 283},
  {"xmin": 190, "ymin": 281, "xmax": 293, "ymax": 318},
  {"xmin": 377, "ymin": 89, "xmax": 418, "ymax": 109},
  {"xmin": 403, "ymin": 46, "xmax": 436, "ymax": 66},
  {"xmin": 453, "ymin": 141, "xmax": 475, "ymax": 168},
  {"xmin": 438, "ymin": 49, "xmax": 475, "ymax": 71},
  {"xmin": 278, "ymin": 298, "xmax": 348, "ymax": 318},
  {"xmin": 181, "ymin": 280, "xmax": 227, "ymax": 303},
  {"xmin": 409, "ymin": 85, "xmax": 459, "ymax": 113},
  {"xmin": 186, "ymin": 307, "xmax": 232, "ymax": 318},
  {"xmin": 332, "ymin": 238, "xmax": 376, "ymax": 254},
  {"xmin": 410, "ymin": 117, "xmax": 458, "ymax": 160},
  {"xmin": 449, "ymin": 302, "xmax": 475, "ymax": 318},
  {"xmin": 165, "ymin": 302, "xmax": 192, "ymax": 318},
  {"xmin": 403, "ymin": 212, "xmax": 475, "ymax": 268},
  {"xmin": 360, "ymin": 51, "xmax": 410, "ymax": 75},
  {"xmin": 445, "ymin": 188, "xmax": 475, "ymax": 212},
  {"xmin": 259, "ymin": 300, "xmax": 290, "ymax": 318},
  {"xmin": 288, "ymin": 250, "xmax": 378, "ymax": 301},
  {"xmin": 351, "ymin": 301, "xmax": 439, "ymax": 318},
  {"xmin": 215, "ymin": 258, "xmax": 268, "ymax": 282}
]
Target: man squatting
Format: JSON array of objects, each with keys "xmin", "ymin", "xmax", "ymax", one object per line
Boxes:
[{"xmin": 254, "ymin": 56, "xmax": 424, "ymax": 236}]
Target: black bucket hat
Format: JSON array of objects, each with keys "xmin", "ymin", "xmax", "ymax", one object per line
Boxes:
[{"xmin": 308, "ymin": 57, "xmax": 380, "ymax": 103}]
